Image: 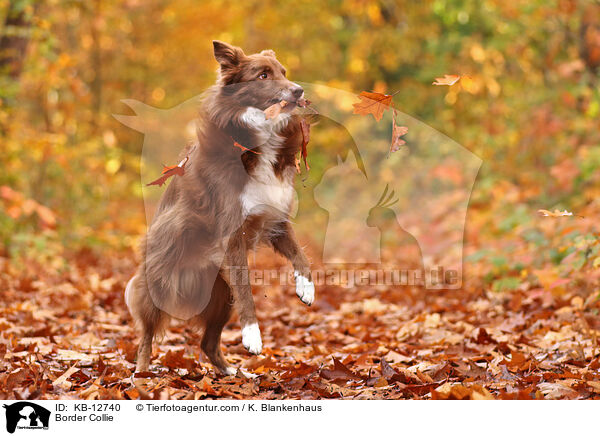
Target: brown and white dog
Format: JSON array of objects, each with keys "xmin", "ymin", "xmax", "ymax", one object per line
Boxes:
[{"xmin": 125, "ymin": 41, "xmax": 315, "ymax": 375}]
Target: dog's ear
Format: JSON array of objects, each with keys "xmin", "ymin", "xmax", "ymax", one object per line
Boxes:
[
  {"xmin": 212, "ymin": 40, "xmax": 245, "ymax": 70},
  {"xmin": 260, "ymin": 49, "xmax": 276, "ymax": 58}
]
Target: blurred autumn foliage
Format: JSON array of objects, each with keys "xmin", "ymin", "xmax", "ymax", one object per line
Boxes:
[{"xmin": 2, "ymin": 0, "xmax": 600, "ymax": 399}]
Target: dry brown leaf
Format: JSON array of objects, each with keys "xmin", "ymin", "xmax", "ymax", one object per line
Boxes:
[
  {"xmin": 432, "ymin": 74, "xmax": 461, "ymax": 86},
  {"xmin": 352, "ymin": 91, "xmax": 393, "ymax": 122},
  {"xmin": 264, "ymin": 100, "xmax": 289, "ymax": 119}
]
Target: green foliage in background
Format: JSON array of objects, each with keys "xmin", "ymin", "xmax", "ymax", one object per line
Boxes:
[{"xmin": 0, "ymin": 0, "xmax": 599, "ymax": 285}]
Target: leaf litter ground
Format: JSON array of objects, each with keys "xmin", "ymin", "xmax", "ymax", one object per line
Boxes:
[{"xmin": 1, "ymin": 245, "xmax": 600, "ymax": 400}]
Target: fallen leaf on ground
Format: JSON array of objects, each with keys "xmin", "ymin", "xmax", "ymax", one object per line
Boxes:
[
  {"xmin": 432, "ymin": 382, "xmax": 494, "ymax": 400},
  {"xmin": 320, "ymin": 357, "xmax": 363, "ymax": 381},
  {"xmin": 53, "ymin": 365, "xmax": 79, "ymax": 390}
]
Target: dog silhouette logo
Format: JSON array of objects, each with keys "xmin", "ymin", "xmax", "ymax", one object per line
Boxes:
[{"xmin": 3, "ymin": 402, "xmax": 50, "ymax": 433}]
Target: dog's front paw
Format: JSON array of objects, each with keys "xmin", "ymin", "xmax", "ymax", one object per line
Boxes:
[
  {"xmin": 294, "ymin": 271, "xmax": 315, "ymax": 306},
  {"xmin": 222, "ymin": 366, "xmax": 238, "ymax": 376},
  {"xmin": 241, "ymin": 323, "xmax": 263, "ymax": 354}
]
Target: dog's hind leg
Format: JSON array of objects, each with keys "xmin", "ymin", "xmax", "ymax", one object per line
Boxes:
[
  {"xmin": 200, "ymin": 273, "xmax": 235, "ymax": 375},
  {"xmin": 136, "ymin": 326, "xmax": 155, "ymax": 372},
  {"xmin": 126, "ymin": 274, "xmax": 167, "ymax": 372}
]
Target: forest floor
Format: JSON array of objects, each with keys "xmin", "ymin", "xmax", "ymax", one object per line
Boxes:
[{"xmin": 2, "ymin": 236, "xmax": 600, "ymax": 400}]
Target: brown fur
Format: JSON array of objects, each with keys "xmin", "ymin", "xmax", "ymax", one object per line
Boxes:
[{"xmin": 127, "ymin": 41, "xmax": 311, "ymax": 374}]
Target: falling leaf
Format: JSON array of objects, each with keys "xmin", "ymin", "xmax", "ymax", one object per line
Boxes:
[
  {"xmin": 233, "ymin": 140, "xmax": 261, "ymax": 154},
  {"xmin": 300, "ymin": 118, "xmax": 311, "ymax": 170},
  {"xmin": 390, "ymin": 110, "xmax": 408, "ymax": 156},
  {"xmin": 352, "ymin": 91, "xmax": 394, "ymax": 122},
  {"xmin": 146, "ymin": 156, "xmax": 189, "ymax": 187},
  {"xmin": 391, "ymin": 125, "xmax": 408, "ymax": 150},
  {"xmin": 538, "ymin": 209, "xmax": 574, "ymax": 217},
  {"xmin": 432, "ymin": 74, "xmax": 461, "ymax": 86},
  {"xmin": 264, "ymin": 100, "xmax": 289, "ymax": 119}
]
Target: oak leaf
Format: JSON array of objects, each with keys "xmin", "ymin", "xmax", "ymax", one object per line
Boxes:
[{"xmin": 352, "ymin": 91, "xmax": 393, "ymax": 122}]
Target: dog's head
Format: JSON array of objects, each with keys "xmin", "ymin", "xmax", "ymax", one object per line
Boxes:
[{"xmin": 212, "ymin": 40, "xmax": 303, "ymax": 111}]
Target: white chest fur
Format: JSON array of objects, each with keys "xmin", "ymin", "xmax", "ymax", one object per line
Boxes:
[{"xmin": 239, "ymin": 107, "xmax": 294, "ymax": 217}]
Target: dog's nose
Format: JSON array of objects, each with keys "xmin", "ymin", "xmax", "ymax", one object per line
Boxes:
[{"xmin": 291, "ymin": 86, "xmax": 304, "ymax": 99}]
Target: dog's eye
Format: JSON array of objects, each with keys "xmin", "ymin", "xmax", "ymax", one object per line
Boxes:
[{"xmin": 258, "ymin": 72, "xmax": 268, "ymax": 80}]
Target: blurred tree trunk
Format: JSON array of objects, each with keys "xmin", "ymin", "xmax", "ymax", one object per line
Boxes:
[{"xmin": 0, "ymin": 2, "xmax": 32, "ymax": 80}]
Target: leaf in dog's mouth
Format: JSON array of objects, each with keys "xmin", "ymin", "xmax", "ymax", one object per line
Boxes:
[
  {"xmin": 264, "ymin": 98, "xmax": 311, "ymax": 119},
  {"xmin": 297, "ymin": 97, "xmax": 311, "ymax": 108},
  {"xmin": 263, "ymin": 98, "xmax": 312, "ymax": 172},
  {"xmin": 264, "ymin": 100, "xmax": 289, "ymax": 119}
]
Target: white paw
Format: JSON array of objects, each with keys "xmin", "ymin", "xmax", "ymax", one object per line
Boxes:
[
  {"xmin": 222, "ymin": 366, "xmax": 258, "ymax": 379},
  {"xmin": 295, "ymin": 271, "xmax": 315, "ymax": 306},
  {"xmin": 241, "ymin": 323, "xmax": 263, "ymax": 354},
  {"xmin": 222, "ymin": 366, "xmax": 237, "ymax": 376}
]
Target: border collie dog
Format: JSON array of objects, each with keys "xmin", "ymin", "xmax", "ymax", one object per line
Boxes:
[{"xmin": 125, "ymin": 41, "xmax": 315, "ymax": 375}]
